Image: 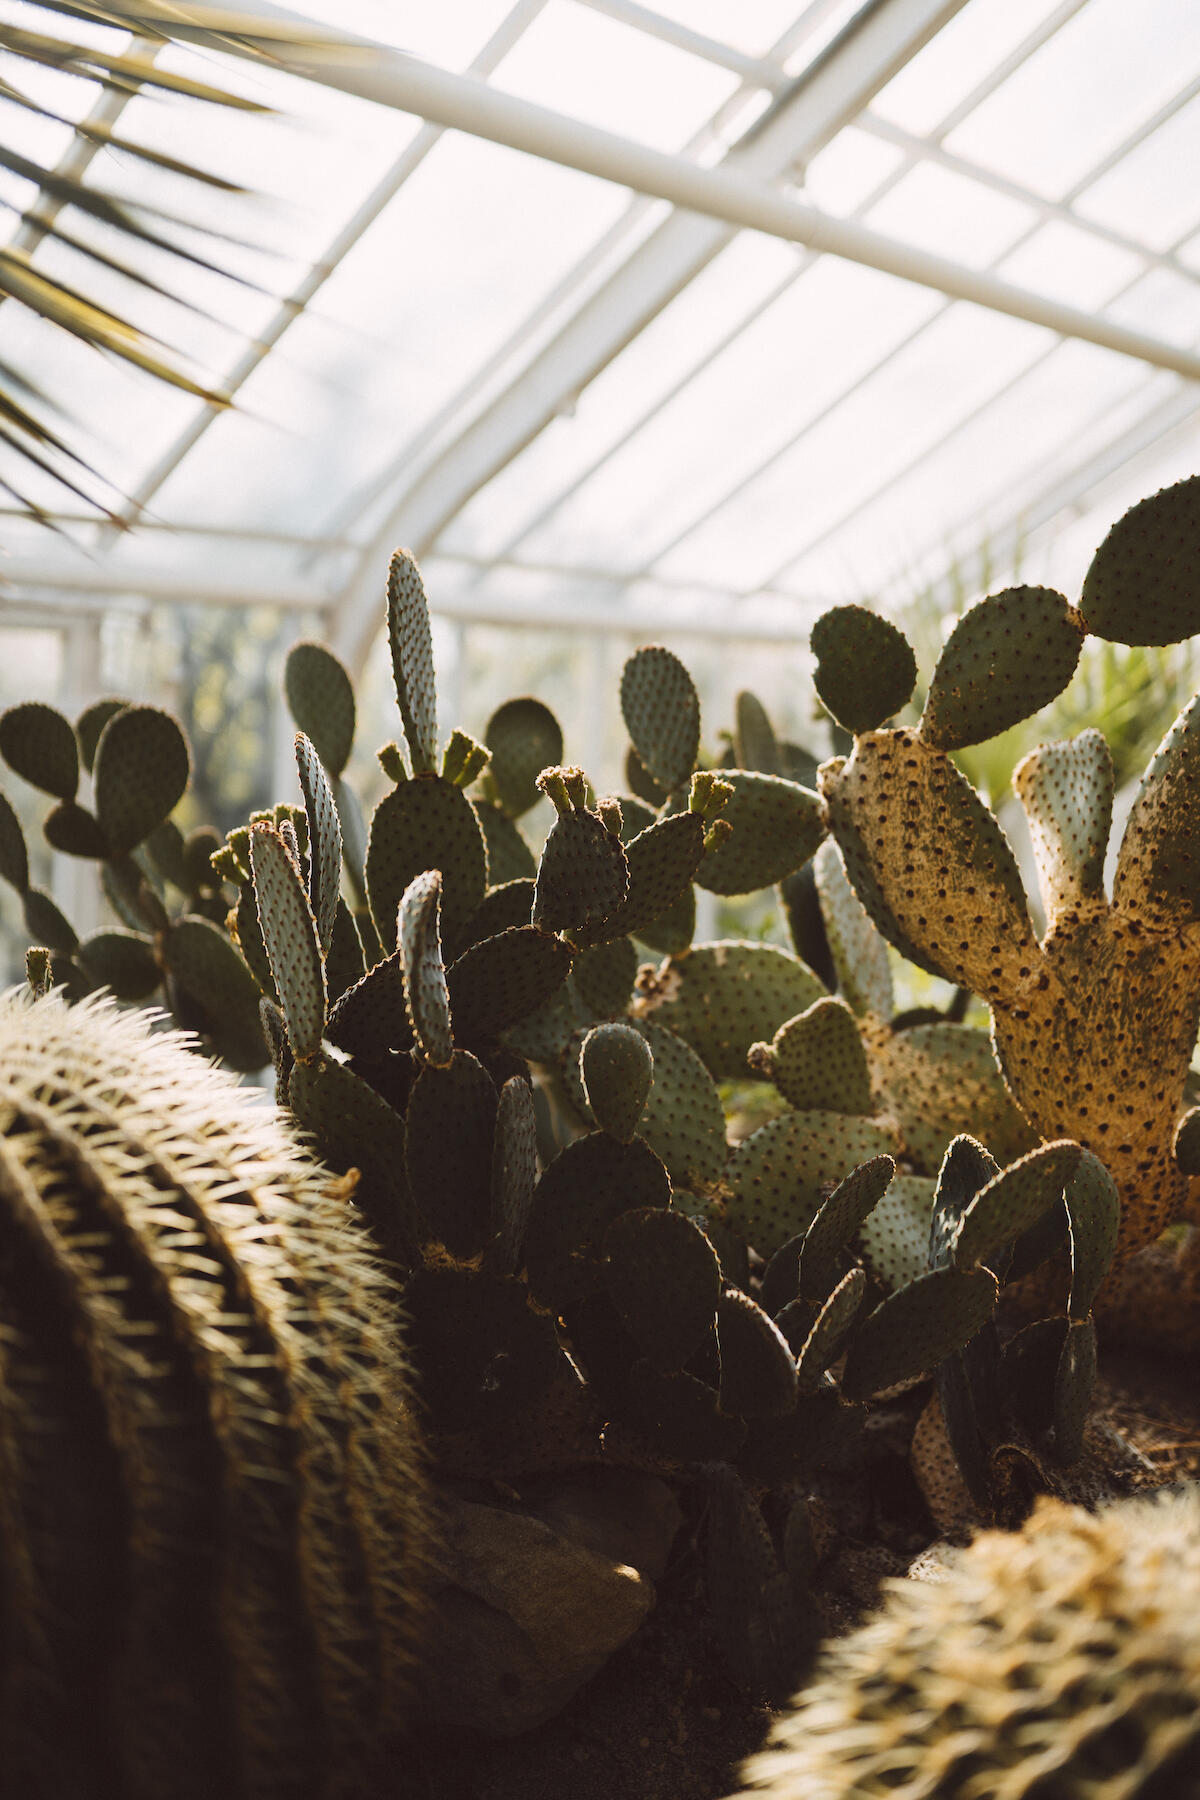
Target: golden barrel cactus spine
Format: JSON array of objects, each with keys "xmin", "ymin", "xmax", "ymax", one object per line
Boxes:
[{"xmin": 0, "ymin": 990, "xmax": 427, "ymax": 1800}]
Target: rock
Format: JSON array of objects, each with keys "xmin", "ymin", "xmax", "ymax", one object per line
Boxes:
[{"xmin": 419, "ymin": 1469, "xmax": 682, "ymax": 1735}]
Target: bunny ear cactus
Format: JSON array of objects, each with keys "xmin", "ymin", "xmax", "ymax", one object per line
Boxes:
[
  {"xmin": 0, "ymin": 697, "xmax": 268, "ymax": 1071},
  {"xmin": 0, "ymin": 989, "xmax": 427, "ymax": 1800},
  {"xmin": 817, "ymin": 476, "xmax": 1200, "ymax": 1274}
]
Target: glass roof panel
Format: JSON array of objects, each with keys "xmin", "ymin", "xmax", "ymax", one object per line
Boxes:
[
  {"xmin": 861, "ymin": 161, "xmax": 1038, "ymax": 265},
  {"xmin": 635, "ymin": 0, "xmax": 809, "ymax": 57},
  {"xmin": 1072, "ymin": 93, "xmax": 1200, "ymax": 250},
  {"xmin": 869, "ymin": 0, "xmax": 1065, "ymax": 137},
  {"xmin": 996, "ymin": 220, "xmax": 1145, "ymax": 308},
  {"xmin": 944, "ymin": 0, "xmax": 1200, "ymax": 197},
  {"xmin": 802, "ymin": 126, "xmax": 908, "ymax": 214}
]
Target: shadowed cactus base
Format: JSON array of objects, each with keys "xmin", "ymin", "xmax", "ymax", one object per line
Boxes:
[
  {"xmin": 0, "ymin": 990, "xmax": 427, "ymax": 1800},
  {"xmin": 736, "ymin": 1486, "xmax": 1200, "ymax": 1800}
]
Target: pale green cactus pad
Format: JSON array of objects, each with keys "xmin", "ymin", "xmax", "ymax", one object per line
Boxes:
[
  {"xmin": 387, "ymin": 549, "xmax": 439, "ymax": 773},
  {"xmin": 284, "ymin": 640, "xmax": 356, "ymax": 776},
  {"xmin": 635, "ymin": 941, "xmax": 826, "ymax": 1080}
]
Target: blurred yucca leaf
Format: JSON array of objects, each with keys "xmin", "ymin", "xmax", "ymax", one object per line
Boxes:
[{"xmin": 0, "ymin": 1, "xmax": 337, "ymax": 520}]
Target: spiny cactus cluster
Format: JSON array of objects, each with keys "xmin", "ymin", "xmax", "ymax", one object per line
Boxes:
[
  {"xmin": 0, "ymin": 696, "xmax": 266, "ymax": 1068},
  {"xmin": 736, "ymin": 1485, "xmax": 1200, "ymax": 1799},
  {"xmin": 0, "ymin": 989, "xmax": 427, "ymax": 1800}
]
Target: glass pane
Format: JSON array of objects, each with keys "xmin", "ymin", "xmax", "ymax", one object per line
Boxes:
[
  {"xmin": 870, "ymin": 0, "xmax": 1063, "ymax": 137},
  {"xmin": 803, "ymin": 126, "xmax": 907, "ymax": 215},
  {"xmin": 863, "ymin": 161, "xmax": 1038, "ymax": 265},
  {"xmin": 1073, "ymin": 94, "xmax": 1200, "ymax": 250},
  {"xmin": 997, "ymin": 220, "xmax": 1145, "ymax": 308}
]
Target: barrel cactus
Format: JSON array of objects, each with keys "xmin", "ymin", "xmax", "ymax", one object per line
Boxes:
[
  {"xmin": 0, "ymin": 988, "xmax": 427, "ymax": 1800},
  {"xmin": 736, "ymin": 1485, "xmax": 1200, "ymax": 1798}
]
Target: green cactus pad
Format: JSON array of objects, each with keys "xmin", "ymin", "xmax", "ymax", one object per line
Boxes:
[
  {"xmin": 1112, "ymin": 691, "xmax": 1200, "ymax": 924},
  {"xmin": 737, "ymin": 1386, "xmax": 849, "ymax": 1487},
  {"xmin": 0, "ymin": 701, "xmax": 78, "ymax": 799},
  {"xmin": 571, "ymin": 935, "xmax": 639, "ymax": 1017},
  {"xmin": 398, "ymin": 868, "xmax": 453, "ymax": 1067},
  {"xmin": 634, "ymin": 1020, "xmax": 728, "ymax": 1195},
  {"xmin": 284, "ymin": 641, "xmax": 355, "ymax": 776},
  {"xmin": 929, "ymin": 1135, "xmax": 1000, "ymax": 1271},
  {"xmin": 250, "ymin": 823, "xmax": 326, "ymax": 1064},
  {"xmin": 637, "ymin": 883, "xmax": 696, "ymax": 957},
  {"xmin": 288, "ymin": 1053, "xmax": 416, "ymax": 1261},
  {"xmin": 164, "ymin": 916, "xmax": 268, "ymax": 1070},
  {"xmin": 486, "ymin": 1075, "xmax": 538, "ymax": 1278},
  {"xmin": 716, "ymin": 1289, "xmax": 798, "ymax": 1419},
  {"xmin": 524, "ymin": 1132, "xmax": 670, "ymax": 1312},
  {"xmin": 621, "ymin": 647, "xmax": 701, "ymax": 793},
  {"xmin": 77, "ymin": 928, "xmax": 160, "ymax": 1000},
  {"xmin": 295, "ymin": 732, "xmax": 342, "ymax": 955},
  {"xmin": 75, "ymin": 697, "xmax": 127, "ymax": 772},
  {"xmin": 333, "ymin": 774, "xmax": 368, "ymax": 895},
  {"xmin": 93, "ymin": 706, "xmax": 190, "ymax": 857},
  {"xmin": 1174, "ymin": 1106, "xmax": 1200, "ymax": 1175},
  {"xmin": 603, "ymin": 1206, "xmax": 721, "ymax": 1372},
  {"xmin": 464, "ymin": 878, "xmax": 535, "ymax": 945},
  {"xmin": 778, "ymin": 863, "xmax": 835, "ymax": 990},
  {"xmin": 856, "ymin": 1174, "xmax": 937, "ymax": 1291},
  {"xmin": 1064, "ymin": 1149, "xmax": 1120, "ymax": 1321},
  {"xmin": 533, "ymin": 802, "xmax": 629, "ymax": 939},
  {"xmin": 385, "ymin": 549, "xmax": 438, "ymax": 772},
  {"xmin": 919, "ymin": 587, "xmax": 1085, "ymax": 752},
  {"xmin": 580, "ymin": 1021, "xmax": 654, "ymax": 1142},
  {"xmin": 1053, "ymin": 1317, "xmax": 1097, "ymax": 1465},
  {"xmin": 873, "ymin": 1023, "xmax": 1037, "ymax": 1175},
  {"xmin": 812, "ymin": 839, "xmax": 892, "ymax": 1020},
  {"xmin": 635, "ymin": 941, "xmax": 826, "ymax": 1081},
  {"xmin": 574, "ymin": 812, "xmax": 706, "ymax": 946},
  {"xmin": 796, "ymin": 1155, "xmax": 895, "ymax": 1303},
  {"xmin": 0, "ymin": 789, "xmax": 28, "ymax": 892},
  {"xmin": 820, "ymin": 729, "xmax": 1037, "ymax": 998},
  {"xmin": 501, "ymin": 982, "xmax": 579, "ymax": 1067},
  {"xmin": 1079, "ymin": 475, "xmax": 1200, "ymax": 645},
  {"xmin": 405, "ymin": 1050, "xmax": 497, "ymax": 1258},
  {"xmin": 404, "ymin": 1266, "xmax": 561, "ymax": 1430},
  {"xmin": 733, "ymin": 691, "xmax": 780, "ymax": 775},
  {"xmin": 625, "ymin": 743, "xmax": 669, "ymax": 808},
  {"xmin": 1013, "ymin": 730, "xmax": 1114, "ymax": 918},
  {"xmin": 259, "ymin": 994, "xmax": 291, "ymax": 1091},
  {"xmin": 484, "ymin": 697, "xmax": 563, "ymax": 817},
  {"xmin": 756, "ymin": 997, "xmax": 872, "ymax": 1114},
  {"xmin": 446, "ymin": 926, "xmax": 573, "ymax": 1047},
  {"xmin": 471, "ymin": 799, "xmax": 537, "ymax": 884},
  {"xmin": 726, "ymin": 1111, "xmax": 895, "ymax": 1257},
  {"xmin": 949, "ymin": 1140, "xmax": 1082, "ymax": 1275},
  {"xmin": 794, "ymin": 1267, "xmax": 866, "ymax": 1392},
  {"xmin": 841, "ymin": 1266, "xmax": 998, "ymax": 1401},
  {"xmin": 619, "ymin": 1361, "xmax": 747, "ymax": 1464},
  {"xmin": 366, "ymin": 776, "xmax": 487, "ymax": 955},
  {"xmin": 695, "ymin": 772, "xmax": 824, "ymax": 896},
  {"xmin": 1004, "ymin": 1194, "xmax": 1070, "ymax": 1285},
  {"xmin": 42, "ymin": 800, "xmax": 107, "ymax": 859},
  {"xmin": 324, "ymin": 947, "xmax": 409, "ymax": 1059},
  {"xmin": 810, "ymin": 606, "xmax": 917, "ymax": 735},
  {"xmin": 182, "ymin": 826, "xmax": 221, "ymax": 895}
]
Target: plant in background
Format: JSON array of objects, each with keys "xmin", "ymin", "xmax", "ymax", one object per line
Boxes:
[{"xmin": 0, "ymin": 986, "xmax": 427, "ymax": 1800}]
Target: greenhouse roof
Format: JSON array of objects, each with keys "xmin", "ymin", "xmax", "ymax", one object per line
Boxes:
[{"xmin": 2, "ymin": 0, "xmax": 1199, "ymax": 668}]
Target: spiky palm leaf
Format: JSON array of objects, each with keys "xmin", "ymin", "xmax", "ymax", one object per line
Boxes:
[{"xmin": 0, "ymin": 2, "xmax": 331, "ymax": 520}]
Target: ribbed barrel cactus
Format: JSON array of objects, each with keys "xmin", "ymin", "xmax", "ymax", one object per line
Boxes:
[
  {"xmin": 0, "ymin": 989, "xmax": 427, "ymax": 1800},
  {"xmin": 736, "ymin": 1485, "xmax": 1200, "ymax": 1799}
]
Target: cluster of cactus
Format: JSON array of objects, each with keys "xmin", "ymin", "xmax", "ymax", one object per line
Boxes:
[
  {"xmin": 0, "ymin": 695, "xmax": 267, "ymax": 1068},
  {"xmin": 737, "ymin": 1485, "xmax": 1200, "ymax": 1798},
  {"xmin": 0, "ymin": 988, "xmax": 427, "ymax": 1800}
]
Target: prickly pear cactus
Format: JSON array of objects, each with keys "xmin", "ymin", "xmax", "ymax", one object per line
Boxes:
[
  {"xmin": 817, "ymin": 476, "xmax": 1200, "ymax": 1270},
  {"xmin": 0, "ymin": 989, "xmax": 427, "ymax": 1800},
  {"xmin": 736, "ymin": 1486, "xmax": 1200, "ymax": 1799}
]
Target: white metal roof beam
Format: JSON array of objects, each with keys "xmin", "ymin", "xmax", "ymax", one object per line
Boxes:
[
  {"xmin": 259, "ymin": 0, "xmax": 975, "ymax": 666},
  {"xmin": 574, "ymin": 0, "xmax": 791, "ymax": 91}
]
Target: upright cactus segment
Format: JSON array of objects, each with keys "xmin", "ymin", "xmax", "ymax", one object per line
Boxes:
[
  {"xmin": 736, "ymin": 1487, "xmax": 1200, "ymax": 1800},
  {"xmin": 818, "ymin": 476, "xmax": 1200, "ymax": 1268},
  {"xmin": 0, "ymin": 990, "xmax": 427, "ymax": 1800}
]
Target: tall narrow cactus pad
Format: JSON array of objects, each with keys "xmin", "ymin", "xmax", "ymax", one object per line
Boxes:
[
  {"xmin": 284, "ymin": 641, "xmax": 355, "ymax": 777},
  {"xmin": 387, "ymin": 550, "xmax": 438, "ymax": 773},
  {"xmin": 620, "ymin": 647, "xmax": 700, "ymax": 793},
  {"xmin": 1013, "ymin": 730, "xmax": 1114, "ymax": 920}
]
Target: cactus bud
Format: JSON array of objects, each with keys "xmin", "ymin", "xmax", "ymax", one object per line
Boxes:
[
  {"xmin": 596, "ymin": 797, "xmax": 624, "ymax": 836},
  {"xmin": 25, "ymin": 945, "xmax": 51, "ymax": 996},
  {"xmin": 703, "ymin": 818, "xmax": 734, "ymax": 854},
  {"xmin": 377, "ymin": 740, "xmax": 408, "ymax": 783},
  {"xmin": 441, "ymin": 728, "xmax": 490, "ymax": 790},
  {"xmin": 689, "ymin": 770, "xmax": 733, "ymax": 819},
  {"xmin": 537, "ymin": 764, "xmax": 588, "ymax": 814}
]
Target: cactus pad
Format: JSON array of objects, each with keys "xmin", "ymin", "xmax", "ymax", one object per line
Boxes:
[
  {"xmin": 580, "ymin": 1021, "xmax": 654, "ymax": 1142},
  {"xmin": 250, "ymin": 823, "xmax": 326, "ymax": 1064},
  {"xmin": 367, "ymin": 777, "xmax": 487, "ymax": 956},
  {"xmin": 1080, "ymin": 474, "xmax": 1200, "ymax": 645},
  {"xmin": 398, "ymin": 869, "xmax": 453, "ymax": 1067},
  {"xmin": 404, "ymin": 1266, "xmax": 561, "ymax": 1429},
  {"xmin": 726, "ymin": 1110, "xmax": 895, "ymax": 1256},
  {"xmin": 950, "ymin": 1140, "xmax": 1080, "ymax": 1274},
  {"xmin": 75, "ymin": 697, "xmax": 126, "ymax": 772},
  {"xmin": 695, "ymin": 772, "xmax": 824, "ymax": 896},
  {"xmin": 295, "ymin": 732, "xmax": 342, "ymax": 954},
  {"xmin": 288, "ymin": 1053, "xmax": 415, "ymax": 1260},
  {"xmin": 0, "ymin": 788, "xmax": 28, "ymax": 892},
  {"xmin": 472, "ymin": 799, "xmax": 537, "ymax": 884},
  {"xmin": 716, "ymin": 1289, "xmax": 798, "ymax": 1419},
  {"xmin": 841, "ymin": 1266, "xmax": 998, "ymax": 1400},
  {"xmin": 753, "ymin": 997, "xmax": 872, "ymax": 1114},
  {"xmin": 163, "ymin": 916, "xmax": 267, "ymax": 1071},
  {"xmin": 603, "ymin": 1206, "xmax": 721, "ymax": 1372},
  {"xmin": 1064, "ymin": 1149, "xmax": 1120, "ymax": 1320},
  {"xmin": 524, "ymin": 1133, "xmax": 670, "ymax": 1311},
  {"xmin": 387, "ymin": 549, "xmax": 438, "ymax": 773},
  {"xmin": 571, "ymin": 935, "xmax": 639, "ymax": 1017},
  {"xmin": 1113, "ymin": 691, "xmax": 1200, "ymax": 925},
  {"xmin": 284, "ymin": 640, "xmax": 355, "ymax": 776},
  {"xmin": 1013, "ymin": 729, "xmax": 1114, "ymax": 918},
  {"xmin": 0, "ymin": 701, "xmax": 78, "ymax": 798},
  {"xmin": 484, "ymin": 696, "xmax": 563, "ymax": 817},
  {"xmin": 405, "ymin": 1050, "xmax": 497, "ymax": 1257},
  {"xmin": 857, "ymin": 1173, "xmax": 936, "ymax": 1291},
  {"xmin": 793, "ymin": 1267, "xmax": 866, "ymax": 1391},
  {"xmin": 919, "ymin": 587, "xmax": 1085, "ymax": 751},
  {"xmin": 575, "ymin": 811, "xmax": 706, "ymax": 945},
  {"xmin": 872, "ymin": 1022, "xmax": 1036, "ymax": 1173},
  {"xmin": 486, "ymin": 1075, "xmax": 538, "ymax": 1277},
  {"xmin": 532, "ymin": 779, "xmax": 629, "ymax": 938},
  {"xmin": 810, "ymin": 605, "xmax": 916, "ymax": 734},
  {"xmin": 734, "ymin": 691, "xmax": 780, "ymax": 774},
  {"xmin": 77, "ymin": 928, "xmax": 160, "ymax": 1000},
  {"xmin": 447, "ymin": 924, "xmax": 573, "ymax": 1046},
  {"xmin": 632, "ymin": 1019, "xmax": 728, "ymax": 1195},
  {"xmin": 620, "ymin": 647, "xmax": 700, "ymax": 793},
  {"xmin": 636, "ymin": 941, "xmax": 826, "ymax": 1081},
  {"xmin": 812, "ymin": 838, "xmax": 892, "ymax": 1020},
  {"xmin": 796, "ymin": 1154, "xmax": 895, "ymax": 1303},
  {"xmin": 93, "ymin": 706, "xmax": 190, "ymax": 857}
]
